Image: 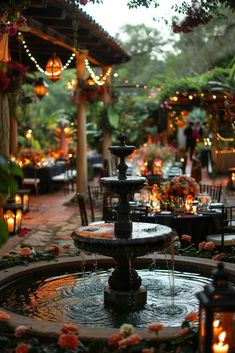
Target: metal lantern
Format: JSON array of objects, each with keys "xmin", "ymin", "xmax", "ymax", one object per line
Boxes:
[
  {"xmin": 45, "ymin": 53, "xmax": 63, "ymax": 82},
  {"xmin": 197, "ymin": 262, "xmax": 235, "ymax": 353},
  {"xmin": 33, "ymin": 77, "xmax": 48, "ymax": 99},
  {"xmin": 14, "ymin": 189, "xmax": 30, "ymax": 213},
  {"xmin": 3, "ymin": 199, "xmax": 23, "ymax": 235}
]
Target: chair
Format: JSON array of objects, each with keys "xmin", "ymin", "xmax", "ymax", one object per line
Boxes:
[
  {"xmin": 88, "ymin": 185, "xmax": 105, "ymax": 222},
  {"xmin": 51, "ymin": 161, "xmax": 70, "ymax": 194},
  {"xmin": 76, "ymin": 193, "xmax": 88, "ymax": 226},
  {"xmin": 22, "ymin": 167, "xmax": 40, "ymax": 194},
  {"xmin": 199, "ymin": 184, "xmax": 222, "ymax": 202},
  {"xmin": 206, "ymin": 206, "xmax": 235, "ymax": 249},
  {"xmin": 130, "ymin": 205, "xmax": 148, "ymax": 222}
]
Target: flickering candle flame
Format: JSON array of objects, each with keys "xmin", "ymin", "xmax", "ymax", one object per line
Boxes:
[{"xmin": 213, "ymin": 331, "xmax": 229, "ymax": 353}]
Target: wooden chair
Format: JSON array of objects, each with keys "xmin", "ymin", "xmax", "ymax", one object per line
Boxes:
[
  {"xmin": 199, "ymin": 184, "xmax": 222, "ymax": 202},
  {"xmin": 206, "ymin": 206, "xmax": 235, "ymax": 250},
  {"xmin": 22, "ymin": 167, "xmax": 40, "ymax": 194},
  {"xmin": 76, "ymin": 193, "xmax": 88, "ymax": 226}
]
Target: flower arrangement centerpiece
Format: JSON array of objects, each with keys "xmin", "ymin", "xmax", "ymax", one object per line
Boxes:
[
  {"xmin": 161, "ymin": 175, "xmax": 200, "ymax": 212},
  {"xmin": 131, "ymin": 143, "xmax": 176, "ymax": 176},
  {"xmin": 0, "ymin": 7, "xmax": 27, "ymax": 40}
]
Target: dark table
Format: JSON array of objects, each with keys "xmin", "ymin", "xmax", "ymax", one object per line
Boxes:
[
  {"xmin": 22, "ymin": 164, "xmax": 65, "ymax": 193},
  {"xmin": 132, "ymin": 208, "xmax": 222, "ymax": 244}
]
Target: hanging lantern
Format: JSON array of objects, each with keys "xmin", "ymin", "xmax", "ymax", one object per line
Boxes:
[
  {"xmin": 3, "ymin": 199, "xmax": 23, "ymax": 235},
  {"xmin": 45, "ymin": 53, "xmax": 63, "ymax": 82},
  {"xmin": 33, "ymin": 78, "xmax": 48, "ymax": 99},
  {"xmin": 14, "ymin": 189, "xmax": 30, "ymax": 213},
  {"xmin": 197, "ymin": 262, "xmax": 235, "ymax": 353}
]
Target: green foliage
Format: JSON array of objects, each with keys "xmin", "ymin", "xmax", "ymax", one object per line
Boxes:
[{"xmin": 0, "ymin": 155, "xmax": 23, "ymax": 199}]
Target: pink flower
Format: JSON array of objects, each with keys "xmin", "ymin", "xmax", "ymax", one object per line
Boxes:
[
  {"xmin": 0, "ymin": 310, "xmax": 10, "ymax": 321},
  {"xmin": 47, "ymin": 244, "xmax": 61, "ymax": 256},
  {"xmin": 142, "ymin": 348, "xmax": 155, "ymax": 353},
  {"xmin": 60, "ymin": 323, "xmax": 79, "ymax": 335},
  {"xmin": 8, "ymin": 25, "xmax": 17, "ymax": 36},
  {"xmin": 15, "ymin": 325, "xmax": 28, "ymax": 337},
  {"xmin": 204, "ymin": 241, "xmax": 215, "ymax": 250},
  {"xmin": 80, "ymin": 0, "xmax": 88, "ymax": 4},
  {"xmin": 212, "ymin": 253, "xmax": 226, "ymax": 261},
  {"xmin": 148, "ymin": 323, "xmax": 163, "ymax": 333},
  {"xmin": 20, "ymin": 247, "xmax": 32, "ymax": 257},
  {"xmin": 15, "ymin": 342, "xmax": 29, "ymax": 353},
  {"xmin": 198, "ymin": 241, "xmax": 206, "ymax": 251},
  {"xmin": 181, "ymin": 234, "xmax": 192, "ymax": 242},
  {"xmin": 58, "ymin": 333, "xmax": 79, "ymax": 350}
]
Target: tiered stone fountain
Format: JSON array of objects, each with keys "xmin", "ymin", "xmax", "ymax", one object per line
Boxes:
[{"xmin": 72, "ymin": 133, "xmax": 176, "ymax": 308}]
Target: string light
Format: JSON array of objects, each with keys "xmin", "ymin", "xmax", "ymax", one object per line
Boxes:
[
  {"xmin": 84, "ymin": 58, "xmax": 112, "ymax": 86},
  {"xmin": 18, "ymin": 32, "xmax": 76, "ymax": 75}
]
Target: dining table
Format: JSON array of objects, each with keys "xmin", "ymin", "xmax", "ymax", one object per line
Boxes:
[{"xmin": 129, "ymin": 203, "xmax": 223, "ymax": 244}]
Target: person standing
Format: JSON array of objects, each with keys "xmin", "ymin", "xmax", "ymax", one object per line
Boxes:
[
  {"xmin": 193, "ymin": 120, "xmax": 203, "ymax": 143},
  {"xmin": 184, "ymin": 122, "xmax": 196, "ymax": 161}
]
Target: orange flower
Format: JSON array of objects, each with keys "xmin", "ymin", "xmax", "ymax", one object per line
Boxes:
[
  {"xmin": 181, "ymin": 234, "xmax": 192, "ymax": 242},
  {"xmin": 212, "ymin": 253, "xmax": 226, "ymax": 261},
  {"xmin": 177, "ymin": 328, "xmax": 190, "ymax": 337},
  {"xmin": 0, "ymin": 310, "xmax": 10, "ymax": 321},
  {"xmin": 118, "ymin": 334, "xmax": 141, "ymax": 349},
  {"xmin": 60, "ymin": 322, "xmax": 79, "ymax": 335},
  {"xmin": 20, "ymin": 247, "xmax": 32, "ymax": 257},
  {"xmin": 185, "ymin": 311, "xmax": 199, "ymax": 322},
  {"xmin": 15, "ymin": 325, "xmax": 28, "ymax": 337},
  {"xmin": 148, "ymin": 323, "xmax": 163, "ymax": 333},
  {"xmin": 58, "ymin": 333, "xmax": 79, "ymax": 350},
  {"xmin": 15, "ymin": 342, "xmax": 30, "ymax": 353},
  {"xmin": 108, "ymin": 332, "xmax": 125, "ymax": 347}
]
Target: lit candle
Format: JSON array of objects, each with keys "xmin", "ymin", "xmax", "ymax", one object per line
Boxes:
[
  {"xmin": 192, "ymin": 205, "xmax": 197, "ymax": 214},
  {"xmin": 14, "ymin": 194, "xmax": 22, "ymax": 204},
  {"xmin": 7, "ymin": 217, "xmax": 14, "ymax": 233},
  {"xmin": 213, "ymin": 332, "xmax": 229, "ymax": 353},
  {"xmin": 213, "ymin": 320, "xmax": 222, "ymax": 338}
]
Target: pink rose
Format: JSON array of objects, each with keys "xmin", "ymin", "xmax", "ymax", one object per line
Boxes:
[
  {"xmin": 20, "ymin": 247, "xmax": 32, "ymax": 257},
  {"xmin": 212, "ymin": 253, "xmax": 226, "ymax": 261},
  {"xmin": 80, "ymin": 0, "xmax": 88, "ymax": 5},
  {"xmin": 8, "ymin": 25, "xmax": 17, "ymax": 36},
  {"xmin": 204, "ymin": 241, "xmax": 215, "ymax": 250},
  {"xmin": 181, "ymin": 234, "xmax": 192, "ymax": 242},
  {"xmin": 108, "ymin": 332, "xmax": 125, "ymax": 347},
  {"xmin": 15, "ymin": 325, "xmax": 28, "ymax": 337}
]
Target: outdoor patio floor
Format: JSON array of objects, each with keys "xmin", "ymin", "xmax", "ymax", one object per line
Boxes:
[{"xmin": 0, "ymin": 170, "xmax": 234, "ymax": 259}]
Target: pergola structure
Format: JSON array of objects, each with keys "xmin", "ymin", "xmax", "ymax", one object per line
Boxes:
[{"xmin": 0, "ymin": 0, "xmax": 131, "ymax": 193}]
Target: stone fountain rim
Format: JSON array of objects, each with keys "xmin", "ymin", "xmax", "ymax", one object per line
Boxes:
[{"xmin": 0, "ymin": 255, "xmax": 235, "ymax": 342}]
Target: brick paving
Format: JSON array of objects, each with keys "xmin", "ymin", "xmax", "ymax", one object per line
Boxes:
[{"xmin": 0, "ymin": 171, "xmax": 234, "ymax": 258}]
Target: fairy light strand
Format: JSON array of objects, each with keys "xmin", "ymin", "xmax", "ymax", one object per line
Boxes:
[
  {"xmin": 84, "ymin": 58, "xmax": 112, "ymax": 86},
  {"xmin": 18, "ymin": 32, "xmax": 76, "ymax": 74}
]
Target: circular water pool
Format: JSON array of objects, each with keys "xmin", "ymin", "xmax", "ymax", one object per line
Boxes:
[{"xmin": 0, "ymin": 268, "xmax": 211, "ymax": 328}]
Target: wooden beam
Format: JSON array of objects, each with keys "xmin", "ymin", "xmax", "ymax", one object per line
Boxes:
[{"xmin": 27, "ymin": 18, "xmax": 101, "ymax": 66}]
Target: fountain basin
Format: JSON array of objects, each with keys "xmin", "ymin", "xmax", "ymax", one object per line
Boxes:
[
  {"xmin": 0, "ymin": 256, "xmax": 234, "ymax": 342},
  {"xmin": 72, "ymin": 222, "xmax": 175, "ymax": 258}
]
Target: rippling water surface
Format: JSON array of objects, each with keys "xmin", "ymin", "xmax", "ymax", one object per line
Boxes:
[{"xmin": 0, "ymin": 269, "xmax": 211, "ymax": 328}]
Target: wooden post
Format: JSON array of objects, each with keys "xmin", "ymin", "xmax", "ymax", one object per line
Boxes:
[
  {"xmin": 0, "ymin": 93, "xmax": 10, "ymax": 157},
  {"xmin": 75, "ymin": 51, "xmax": 88, "ymax": 194},
  {"xmin": 102, "ymin": 66, "xmax": 112, "ymax": 160},
  {"xmin": 10, "ymin": 116, "xmax": 18, "ymax": 156}
]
